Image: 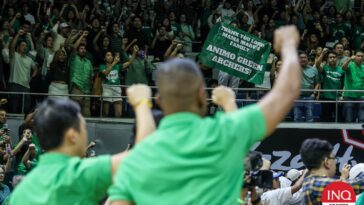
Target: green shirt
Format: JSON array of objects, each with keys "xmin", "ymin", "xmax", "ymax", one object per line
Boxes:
[
  {"xmin": 301, "ymin": 66, "xmax": 319, "ymax": 95},
  {"xmin": 343, "ymin": 61, "xmax": 364, "ymax": 99},
  {"xmin": 108, "ymin": 104, "xmax": 266, "ymax": 205},
  {"xmin": 357, "ymin": 194, "xmax": 364, "ymax": 205},
  {"xmin": 70, "ymin": 54, "xmax": 93, "ymax": 94},
  {"xmin": 99, "ymin": 64, "xmax": 121, "ymax": 85},
  {"xmin": 331, "ymin": 23, "xmax": 350, "ymax": 42},
  {"xmin": 125, "ymin": 58, "xmax": 152, "ymax": 85},
  {"xmin": 321, "ymin": 65, "xmax": 344, "ymax": 100},
  {"xmin": 17, "ymin": 158, "xmax": 38, "ymax": 175},
  {"xmin": 10, "ymin": 153, "xmax": 112, "ymax": 205}
]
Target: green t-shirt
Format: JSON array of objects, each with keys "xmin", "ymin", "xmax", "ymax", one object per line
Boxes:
[
  {"xmin": 321, "ymin": 65, "xmax": 345, "ymax": 100},
  {"xmin": 17, "ymin": 158, "xmax": 38, "ymax": 175},
  {"xmin": 99, "ymin": 64, "xmax": 121, "ymax": 85},
  {"xmin": 301, "ymin": 66, "xmax": 319, "ymax": 95},
  {"xmin": 70, "ymin": 54, "xmax": 93, "ymax": 94},
  {"xmin": 331, "ymin": 23, "xmax": 350, "ymax": 42},
  {"xmin": 108, "ymin": 104, "xmax": 266, "ymax": 205},
  {"xmin": 357, "ymin": 194, "xmax": 364, "ymax": 205},
  {"xmin": 125, "ymin": 58, "xmax": 152, "ymax": 85},
  {"xmin": 10, "ymin": 153, "xmax": 112, "ymax": 205},
  {"xmin": 343, "ymin": 61, "xmax": 364, "ymax": 99}
]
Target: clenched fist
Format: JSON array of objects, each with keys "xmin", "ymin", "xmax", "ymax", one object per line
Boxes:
[
  {"xmin": 273, "ymin": 26, "xmax": 300, "ymax": 53},
  {"xmin": 127, "ymin": 84, "xmax": 152, "ymax": 108}
]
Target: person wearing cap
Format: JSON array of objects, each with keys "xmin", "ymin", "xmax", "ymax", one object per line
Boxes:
[
  {"xmin": 51, "ymin": 22, "xmax": 70, "ymax": 52},
  {"xmin": 108, "ymin": 26, "xmax": 302, "ymax": 205},
  {"xmin": 300, "ymin": 138, "xmax": 364, "ymax": 205},
  {"xmin": 261, "ymin": 170, "xmax": 306, "ymax": 205}
]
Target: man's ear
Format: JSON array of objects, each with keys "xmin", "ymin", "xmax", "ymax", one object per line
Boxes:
[
  {"xmin": 323, "ymin": 158, "xmax": 330, "ymax": 170},
  {"xmin": 64, "ymin": 128, "xmax": 77, "ymax": 145},
  {"xmin": 197, "ymin": 86, "xmax": 206, "ymax": 107}
]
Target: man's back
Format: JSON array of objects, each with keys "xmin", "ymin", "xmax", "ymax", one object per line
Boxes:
[
  {"xmin": 10, "ymin": 153, "xmax": 112, "ymax": 205},
  {"xmin": 109, "ymin": 105, "xmax": 266, "ymax": 205}
]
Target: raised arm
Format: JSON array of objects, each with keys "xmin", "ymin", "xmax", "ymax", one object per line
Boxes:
[
  {"xmin": 110, "ymin": 85, "xmax": 155, "ymax": 176},
  {"xmin": 92, "ymin": 29, "xmax": 103, "ymax": 52},
  {"xmin": 341, "ymin": 55, "xmax": 355, "ymax": 70},
  {"xmin": 212, "ymin": 86, "xmax": 238, "ymax": 112},
  {"xmin": 258, "ymin": 26, "xmax": 301, "ymax": 136},
  {"xmin": 73, "ymin": 30, "xmax": 88, "ymax": 51},
  {"xmin": 315, "ymin": 48, "xmax": 328, "ymax": 72},
  {"xmin": 10, "ymin": 29, "xmax": 24, "ymax": 58},
  {"xmin": 122, "ymin": 45, "xmax": 138, "ymax": 69}
]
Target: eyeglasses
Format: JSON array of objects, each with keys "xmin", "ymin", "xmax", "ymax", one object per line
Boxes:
[{"xmin": 326, "ymin": 156, "xmax": 336, "ymax": 161}]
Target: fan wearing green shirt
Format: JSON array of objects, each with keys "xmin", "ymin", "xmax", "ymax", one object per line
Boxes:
[
  {"xmin": 315, "ymin": 48, "xmax": 345, "ymax": 122},
  {"xmin": 99, "ymin": 49, "xmax": 137, "ymax": 117},
  {"xmin": 341, "ymin": 51, "xmax": 364, "ymax": 123},
  {"xmin": 9, "ymin": 84, "xmax": 156, "ymax": 205},
  {"xmin": 108, "ymin": 25, "xmax": 302, "ymax": 205}
]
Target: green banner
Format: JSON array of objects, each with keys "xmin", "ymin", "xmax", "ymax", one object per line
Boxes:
[{"xmin": 199, "ymin": 23, "xmax": 271, "ymax": 84}]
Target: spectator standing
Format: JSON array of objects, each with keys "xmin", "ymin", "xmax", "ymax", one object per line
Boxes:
[
  {"xmin": 341, "ymin": 51, "xmax": 364, "ymax": 122},
  {"xmin": 8, "ymin": 29, "xmax": 37, "ymax": 114},
  {"xmin": 125, "ymin": 45, "xmax": 153, "ymax": 86},
  {"xmin": 315, "ymin": 49, "xmax": 345, "ymax": 122},
  {"xmin": 293, "ymin": 51, "xmax": 320, "ymax": 122},
  {"xmin": 48, "ymin": 49, "xmax": 69, "ymax": 99},
  {"xmin": 70, "ymin": 43, "xmax": 93, "ymax": 117}
]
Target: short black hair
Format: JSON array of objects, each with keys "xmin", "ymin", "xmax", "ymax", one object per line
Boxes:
[
  {"xmin": 34, "ymin": 99, "xmax": 81, "ymax": 151},
  {"xmin": 334, "ymin": 42, "xmax": 343, "ymax": 49},
  {"xmin": 300, "ymin": 138, "xmax": 333, "ymax": 170},
  {"xmin": 326, "ymin": 50, "xmax": 337, "ymax": 57},
  {"xmin": 298, "ymin": 51, "xmax": 307, "ymax": 56}
]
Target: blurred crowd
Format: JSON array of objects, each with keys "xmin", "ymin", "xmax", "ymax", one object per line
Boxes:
[{"xmin": 0, "ymin": 0, "xmax": 363, "ymax": 122}]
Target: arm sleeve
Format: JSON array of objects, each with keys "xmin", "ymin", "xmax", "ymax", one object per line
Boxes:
[
  {"xmin": 108, "ymin": 163, "xmax": 133, "ymax": 202},
  {"xmin": 75, "ymin": 155, "xmax": 112, "ymax": 200},
  {"xmin": 219, "ymin": 104, "xmax": 267, "ymax": 156}
]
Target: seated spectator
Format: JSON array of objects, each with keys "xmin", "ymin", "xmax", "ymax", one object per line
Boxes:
[{"xmin": 300, "ymin": 138, "xmax": 364, "ymax": 204}]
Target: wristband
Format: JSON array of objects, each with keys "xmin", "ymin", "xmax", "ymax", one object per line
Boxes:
[{"xmin": 133, "ymin": 98, "xmax": 152, "ymax": 109}]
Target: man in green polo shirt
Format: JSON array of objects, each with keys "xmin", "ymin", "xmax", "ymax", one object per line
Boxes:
[
  {"xmin": 108, "ymin": 26, "xmax": 302, "ymax": 205},
  {"xmin": 70, "ymin": 44, "xmax": 93, "ymax": 117},
  {"xmin": 341, "ymin": 50, "xmax": 364, "ymax": 122},
  {"xmin": 315, "ymin": 49, "xmax": 345, "ymax": 122},
  {"xmin": 9, "ymin": 85, "xmax": 155, "ymax": 205}
]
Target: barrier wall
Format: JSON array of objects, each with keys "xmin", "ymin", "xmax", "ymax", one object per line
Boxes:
[{"xmin": 7, "ymin": 118, "xmax": 363, "ymax": 171}]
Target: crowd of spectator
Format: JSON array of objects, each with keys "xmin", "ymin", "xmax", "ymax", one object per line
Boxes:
[{"xmin": 0, "ymin": 0, "xmax": 363, "ymax": 122}]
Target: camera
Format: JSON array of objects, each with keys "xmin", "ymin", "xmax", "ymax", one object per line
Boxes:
[{"xmin": 244, "ymin": 151, "xmax": 273, "ymax": 189}]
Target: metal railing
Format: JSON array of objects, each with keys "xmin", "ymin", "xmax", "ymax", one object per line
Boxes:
[{"xmin": 1, "ymin": 87, "xmax": 363, "ymax": 123}]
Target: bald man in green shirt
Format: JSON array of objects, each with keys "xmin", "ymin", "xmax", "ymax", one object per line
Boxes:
[
  {"xmin": 109, "ymin": 25, "xmax": 302, "ymax": 205},
  {"xmin": 9, "ymin": 85, "xmax": 155, "ymax": 205}
]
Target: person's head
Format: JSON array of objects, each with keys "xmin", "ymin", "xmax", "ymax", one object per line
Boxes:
[
  {"xmin": 354, "ymin": 50, "xmax": 364, "ymax": 64},
  {"xmin": 45, "ymin": 35, "xmax": 54, "ymax": 49},
  {"xmin": 268, "ymin": 19, "xmax": 275, "ymax": 28},
  {"xmin": 20, "ymin": 22, "xmax": 31, "ymax": 33},
  {"xmin": 59, "ymin": 23, "xmax": 70, "ymax": 35},
  {"xmin": 23, "ymin": 128, "xmax": 33, "ymax": 141},
  {"xmin": 112, "ymin": 22, "xmax": 119, "ymax": 34},
  {"xmin": 102, "ymin": 36, "xmax": 110, "ymax": 48},
  {"xmin": 156, "ymin": 59, "xmax": 207, "ymax": 116},
  {"xmin": 336, "ymin": 13, "xmax": 343, "ymax": 23},
  {"xmin": 349, "ymin": 163, "xmax": 364, "ymax": 180},
  {"xmin": 272, "ymin": 172, "xmax": 283, "ymax": 189},
  {"xmin": 91, "ymin": 18, "xmax": 100, "ymax": 29},
  {"xmin": 17, "ymin": 41, "xmax": 27, "ymax": 55},
  {"xmin": 328, "ymin": 5, "xmax": 336, "ymax": 16},
  {"xmin": 169, "ymin": 11, "xmax": 176, "ymax": 22},
  {"xmin": 104, "ymin": 51, "xmax": 114, "ymax": 64},
  {"xmin": 0, "ymin": 109, "xmax": 6, "ymax": 125},
  {"xmin": 343, "ymin": 49, "xmax": 351, "ymax": 57},
  {"xmin": 344, "ymin": 10, "xmax": 353, "ymax": 20},
  {"xmin": 316, "ymin": 46, "xmax": 323, "ymax": 56},
  {"xmin": 230, "ymin": 20, "xmax": 238, "ymax": 28},
  {"xmin": 300, "ymin": 138, "xmax": 336, "ymax": 177},
  {"xmin": 77, "ymin": 44, "xmax": 87, "ymax": 57},
  {"xmin": 158, "ymin": 25, "xmax": 167, "ymax": 36},
  {"xmin": 179, "ymin": 14, "xmax": 187, "ymax": 23},
  {"xmin": 53, "ymin": 50, "xmax": 67, "ymax": 63},
  {"xmin": 34, "ymin": 99, "xmax": 87, "ymax": 157},
  {"xmin": 22, "ymin": 3, "xmax": 29, "ymax": 14},
  {"xmin": 224, "ymin": 0, "xmax": 231, "ymax": 9},
  {"xmin": 334, "ymin": 43, "xmax": 344, "ymax": 56},
  {"xmin": 321, "ymin": 15, "xmax": 329, "ymax": 24},
  {"xmin": 291, "ymin": 15, "xmax": 298, "ymax": 25},
  {"xmin": 241, "ymin": 14, "xmax": 249, "ymax": 24},
  {"xmin": 326, "ymin": 51, "xmax": 337, "ymax": 66},
  {"xmin": 67, "ymin": 10, "xmax": 75, "ymax": 20},
  {"xmin": 309, "ymin": 33, "xmax": 318, "ymax": 43},
  {"xmin": 299, "ymin": 51, "xmax": 308, "ymax": 67},
  {"xmin": 8, "ymin": 7, "xmax": 15, "ymax": 17},
  {"xmin": 247, "ymin": 0, "xmax": 254, "ymax": 10},
  {"xmin": 162, "ymin": 17, "xmax": 170, "ymax": 27},
  {"xmin": 262, "ymin": 14, "xmax": 269, "ymax": 24},
  {"xmin": 133, "ymin": 16, "xmax": 142, "ymax": 29}
]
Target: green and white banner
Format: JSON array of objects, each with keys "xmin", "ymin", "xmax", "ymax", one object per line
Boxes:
[{"xmin": 199, "ymin": 23, "xmax": 271, "ymax": 84}]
